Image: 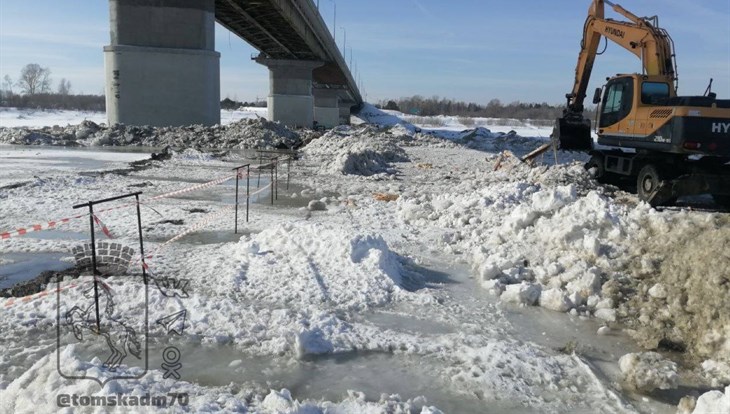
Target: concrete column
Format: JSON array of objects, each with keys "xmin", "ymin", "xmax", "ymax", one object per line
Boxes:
[
  {"xmin": 339, "ymin": 102, "xmax": 354, "ymax": 125},
  {"xmin": 105, "ymin": 0, "xmax": 220, "ymax": 127},
  {"xmin": 313, "ymin": 88, "xmax": 341, "ymax": 128},
  {"xmin": 256, "ymin": 57, "xmax": 323, "ymax": 128}
]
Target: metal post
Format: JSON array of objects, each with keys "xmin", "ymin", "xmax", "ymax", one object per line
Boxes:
[
  {"xmin": 73, "ymin": 191, "xmax": 144, "ymax": 332},
  {"xmin": 88, "ymin": 203, "xmax": 101, "ymax": 332},
  {"xmin": 234, "ymin": 170, "xmax": 240, "ymax": 234},
  {"xmin": 135, "ymin": 194, "xmax": 147, "ymax": 285},
  {"xmin": 274, "ymin": 158, "xmax": 278, "ymax": 201},
  {"xmin": 257, "ymin": 154, "xmax": 262, "ymax": 188},
  {"xmin": 270, "ymin": 162, "xmax": 274, "ymax": 205},
  {"xmin": 287, "ymin": 156, "xmax": 291, "ymax": 190},
  {"xmin": 232, "ymin": 164, "xmax": 251, "ymax": 230},
  {"xmin": 246, "ymin": 165, "xmax": 250, "ymax": 222}
]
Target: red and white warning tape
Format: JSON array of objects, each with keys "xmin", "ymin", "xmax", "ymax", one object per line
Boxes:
[
  {"xmin": 0, "ymin": 214, "xmax": 87, "ymax": 240},
  {"xmin": 147, "ymin": 182, "xmax": 272, "ymax": 259},
  {"xmin": 0, "ymin": 170, "xmax": 255, "ymax": 241},
  {"xmin": 92, "ymin": 214, "xmax": 115, "ymax": 239},
  {"xmin": 146, "ymin": 173, "xmax": 237, "ymax": 202}
]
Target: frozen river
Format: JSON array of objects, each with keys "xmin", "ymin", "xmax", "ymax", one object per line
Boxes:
[{"xmin": 1, "ymin": 116, "xmax": 728, "ymax": 413}]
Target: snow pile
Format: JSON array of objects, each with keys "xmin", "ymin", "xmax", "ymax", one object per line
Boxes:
[
  {"xmin": 691, "ymin": 386, "xmax": 730, "ymax": 414},
  {"xmin": 353, "ymin": 103, "xmax": 418, "ymax": 133},
  {"xmin": 304, "ymin": 127, "xmax": 409, "ymax": 176},
  {"xmin": 171, "ymin": 148, "xmax": 216, "ymax": 163},
  {"xmin": 618, "ymin": 352, "xmax": 678, "ymax": 392},
  {"xmin": 228, "ymin": 222, "xmax": 421, "ymax": 311},
  {"xmin": 260, "ymin": 389, "xmax": 443, "ymax": 414},
  {"xmin": 618, "ymin": 213, "xmax": 730, "ymax": 363},
  {"xmin": 456, "ymin": 127, "xmax": 545, "ymax": 153},
  {"xmin": 0, "ymin": 118, "xmax": 301, "ymax": 150},
  {"xmin": 702, "ymin": 360, "xmax": 730, "ymax": 387},
  {"xmin": 446, "ymin": 342, "xmax": 632, "ymax": 412},
  {"xmin": 396, "ymin": 162, "xmax": 635, "ymax": 320},
  {"xmin": 0, "ymin": 345, "xmax": 247, "ymax": 413}
]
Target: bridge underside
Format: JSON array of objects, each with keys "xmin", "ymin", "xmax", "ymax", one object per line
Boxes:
[
  {"xmin": 215, "ymin": 0, "xmax": 352, "ymax": 87},
  {"xmin": 106, "ymin": 0, "xmax": 360, "ymax": 128}
]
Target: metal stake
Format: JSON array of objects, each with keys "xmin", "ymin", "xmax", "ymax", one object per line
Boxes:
[
  {"xmin": 135, "ymin": 194, "xmax": 147, "ymax": 285},
  {"xmin": 246, "ymin": 165, "xmax": 250, "ymax": 222},
  {"xmin": 73, "ymin": 191, "xmax": 145, "ymax": 333},
  {"xmin": 232, "ymin": 164, "xmax": 251, "ymax": 232},
  {"xmin": 234, "ymin": 170, "xmax": 240, "ymax": 234},
  {"xmin": 274, "ymin": 158, "xmax": 278, "ymax": 201},
  {"xmin": 88, "ymin": 203, "xmax": 100, "ymax": 332},
  {"xmin": 257, "ymin": 154, "xmax": 263, "ymax": 188}
]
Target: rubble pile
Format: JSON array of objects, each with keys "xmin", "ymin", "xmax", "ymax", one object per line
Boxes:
[{"xmin": 0, "ymin": 118, "xmax": 301, "ymax": 150}]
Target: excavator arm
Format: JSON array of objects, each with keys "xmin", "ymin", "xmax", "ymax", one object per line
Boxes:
[{"xmin": 557, "ymin": 0, "xmax": 678, "ymax": 150}]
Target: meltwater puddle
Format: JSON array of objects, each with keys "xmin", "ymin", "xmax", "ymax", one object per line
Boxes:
[
  {"xmin": 0, "ymin": 252, "xmax": 72, "ymax": 289},
  {"xmin": 146, "ymin": 344, "xmax": 531, "ymax": 414}
]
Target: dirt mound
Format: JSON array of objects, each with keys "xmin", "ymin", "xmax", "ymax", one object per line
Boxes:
[{"xmin": 618, "ymin": 213, "xmax": 730, "ymax": 364}]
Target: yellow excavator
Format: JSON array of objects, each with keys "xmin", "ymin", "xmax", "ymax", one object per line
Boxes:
[{"xmin": 556, "ymin": 0, "xmax": 730, "ymax": 206}]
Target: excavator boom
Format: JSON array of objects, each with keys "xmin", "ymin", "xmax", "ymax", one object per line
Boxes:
[{"xmin": 556, "ymin": 0, "xmax": 677, "ymax": 151}]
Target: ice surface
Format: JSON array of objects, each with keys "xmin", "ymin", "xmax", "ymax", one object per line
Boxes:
[{"xmin": 3, "ymin": 107, "xmax": 719, "ymax": 413}]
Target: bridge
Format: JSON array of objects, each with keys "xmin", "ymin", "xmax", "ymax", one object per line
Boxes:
[{"xmin": 104, "ymin": 0, "xmax": 363, "ymax": 128}]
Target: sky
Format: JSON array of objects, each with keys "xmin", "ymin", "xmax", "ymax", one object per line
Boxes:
[{"xmin": 0, "ymin": 0, "xmax": 728, "ymax": 105}]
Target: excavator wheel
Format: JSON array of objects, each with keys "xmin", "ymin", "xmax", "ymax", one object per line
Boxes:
[
  {"xmin": 585, "ymin": 155, "xmax": 605, "ymax": 181},
  {"xmin": 637, "ymin": 164, "xmax": 675, "ymax": 207}
]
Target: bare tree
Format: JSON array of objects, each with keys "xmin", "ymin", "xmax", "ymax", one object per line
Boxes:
[
  {"xmin": 16, "ymin": 63, "xmax": 52, "ymax": 95},
  {"xmin": 58, "ymin": 78, "xmax": 72, "ymax": 95},
  {"xmin": 2, "ymin": 75, "xmax": 13, "ymax": 94}
]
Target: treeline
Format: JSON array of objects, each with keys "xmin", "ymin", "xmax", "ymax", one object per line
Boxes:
[
  {"xmin": 1, "ymin": 63, "xmax": 105, "ymax": 111},
  {"xmin": 0, "ymin": 91, "xmax": 106, "ymax": 111},
  {"xmin": 377, "ymin": 96, "xmax": 596, "ymax": 120},
  {"xmin": 221, "ymin": 97, "xmax": 266, "ymax": 110}
]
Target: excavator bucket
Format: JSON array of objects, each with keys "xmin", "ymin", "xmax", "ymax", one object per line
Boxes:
[{"xmin": 554, "ymin": 117, "xmax": 593, "ymax": 151}]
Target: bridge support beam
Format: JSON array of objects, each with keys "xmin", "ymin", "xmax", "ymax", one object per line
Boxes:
[
  {"xmin": 104, "ymin": 0, "xmax": 220, "ymax": 127},
  {"xmin": 256, "ymin": 57, "xmax": 323, "ymax": 128},
  {"xmin": 313, "ymin": 88, "xmax": 341, "ymax": 128}
]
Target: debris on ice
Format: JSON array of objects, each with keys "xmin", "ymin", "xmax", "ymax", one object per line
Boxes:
[{"xmin": 619, "ymin": 352, "xmax": 678, "ymax": 392}]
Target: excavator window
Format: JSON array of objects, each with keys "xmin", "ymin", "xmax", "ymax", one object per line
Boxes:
[
  {"xmin": 600, "ymin": 77, "xmax": 633, "ymax": 128},
  {"xmin": 641, "ymin": 82, "xmax": 670, "ymax": 104}
]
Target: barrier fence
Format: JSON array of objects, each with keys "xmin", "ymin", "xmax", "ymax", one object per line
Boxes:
[{"xmin": 1, "ymin": 152, "xmax": 296, "ymax": 309}]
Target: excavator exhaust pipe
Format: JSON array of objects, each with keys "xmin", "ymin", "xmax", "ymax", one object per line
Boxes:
[{"xmin": 554, "ymin": 116, "xmax": 593, "ymax": 151}]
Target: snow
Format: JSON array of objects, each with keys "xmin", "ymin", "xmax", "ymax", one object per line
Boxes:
[
  {"xmin": 0, "ymin": 108, "xmax": 106, "ymax": 128},
  {"xmin": 692, "ymin": 386, "xmax": 730, "ymax": 414},
  {"xmin": 303, "ymin": 126, "xmax": 409, "ymax": 176},
  {"xmin": 702, "ymin": 360, "xmax": 730, "ymax": 387},
  {"xmin": 2, "ymin": 105, "xmax": 726, "ymax": 413},
  {"xmin": 618, "ymin": 352, "xmax": 679, "ymax": 392},
  {"xmin": 0, "ymin": 107, "xmax": 266, "ymax": 128}
]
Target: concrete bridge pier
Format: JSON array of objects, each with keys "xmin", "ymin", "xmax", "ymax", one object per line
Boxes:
[
  {"xmin": 256, "ymin": 57, "xmax": 323, "ymax": 128},
  {"xmin": 339, "ymin": 102, "xmax": 354, "ymax": 125},
  {"xmin": 313, "ymin": 88, "xmax": 341, "ymax": 128},
  {"xmin": 104, "ymin": 0, "xmax": 220, "ymax": 127}
]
